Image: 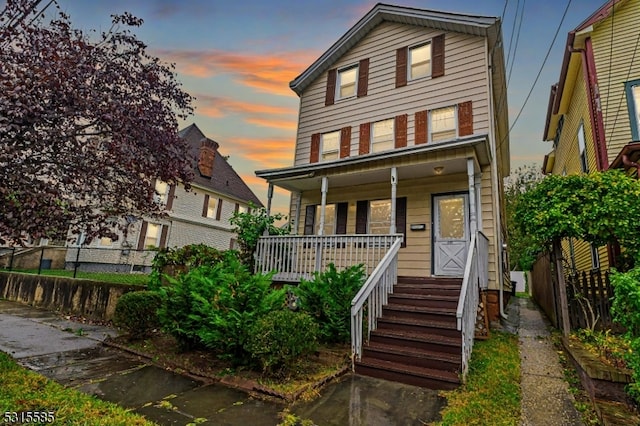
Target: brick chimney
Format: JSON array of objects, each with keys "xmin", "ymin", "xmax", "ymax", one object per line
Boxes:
[{"xmin": 197, "ymin": 138, "xmax": 219, "ymax": 178}]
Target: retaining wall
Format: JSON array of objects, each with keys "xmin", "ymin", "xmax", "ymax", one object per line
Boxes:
[{"xmin": 0, "ymin": 271, "xmax": 140, "ymax": 320}]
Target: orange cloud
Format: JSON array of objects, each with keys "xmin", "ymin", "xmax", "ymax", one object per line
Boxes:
[
  {"xmin": 195, "ymin": 95, "xmax": 295, "ymax": 118},
  {"xmin": 246, "ymin": 117, "xmax": 297, "ymax": 131},
  {"xmin": 155, "ymin": 48, "xmax": 317, "ymax": 96},
  {"xmin": 228, "ymin": 137, "xmax": 295, "ymax": 168}
]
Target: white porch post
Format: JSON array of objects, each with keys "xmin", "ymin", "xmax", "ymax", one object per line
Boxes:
[
  {"xmin": 467, "ymin": 158, "xmax": 477, "ymax": 235},
  {"xmin": 293, "ymin": 191, "xmax": 302, "ymax": 235},
  {"xmin": 264, "ymin": 183, "xmax": 274, "ymax": 236},
  {"xmin": 318, "ymin": 176, "xmax": 328, "ymax": 235},
  {"xmin": 390, "ymin": 167, "xmax": 397, "ymax": 233}
]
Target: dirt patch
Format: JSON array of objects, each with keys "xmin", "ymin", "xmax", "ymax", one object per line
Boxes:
[{"xmin": 104, "ymin": 332, "xmax": 350, "ymax": 402}]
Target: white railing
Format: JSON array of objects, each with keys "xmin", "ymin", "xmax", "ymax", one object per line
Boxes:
[
  {"xmin": 350, "ymin": 237, "xmax": 403, "ymax": 365},
  {"xmin": 456, "ymin": 231, "xmax": 489, "ymax": 380},
  {"xmin": 254, "ymin": 234, "xmax": 403, "ymax": 282}
]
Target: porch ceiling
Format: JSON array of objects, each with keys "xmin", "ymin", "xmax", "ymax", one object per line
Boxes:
[{"xmin": 257, "ymin": 135, "xmax": 489, "ymax": 192}]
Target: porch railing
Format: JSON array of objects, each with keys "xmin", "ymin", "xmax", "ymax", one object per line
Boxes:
[
  {"xmin": 350, "ymin": 237, "xmax": 403, "ymax": 365},
  {"xmin": 456, "ymin": 230, "xmax": 489, "ymax": 380},
  {"xmin": 254, "ymin": 234, "xmax": 403, "ymax": 282}
]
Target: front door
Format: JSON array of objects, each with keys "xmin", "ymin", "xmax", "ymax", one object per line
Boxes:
[{"xmin": 433, "ymin": 193, "xmax": 469, "ymax": 276}]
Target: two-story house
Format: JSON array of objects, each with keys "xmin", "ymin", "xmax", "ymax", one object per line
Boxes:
[
  {"xmin": 542, "ymin": 0, "xmax": 640, "ymax": 272},
  {"xmin": 255, "ymin": 4, "xmax": 509, "ymax": 389},
  {"xmin": 65, "ymin": 123, "xmax": 262, "ymax": 272}
]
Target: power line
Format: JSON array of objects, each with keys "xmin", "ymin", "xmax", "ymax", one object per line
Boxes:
[
  {"xmin": 507, "ymin": 0, "xmax": 526, "ymax": 87},
  {"xmin": 507, "ymin": 0, "xmax": 573, "ymax": 135},
  {"xmin": 505, "ymin": 0, "xmax": 520, "ymax": 71}
]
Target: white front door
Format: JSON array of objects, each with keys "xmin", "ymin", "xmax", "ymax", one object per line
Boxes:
[{"xmin": 433, "ymin": 193, "xmax": 469, "ymax": 276}]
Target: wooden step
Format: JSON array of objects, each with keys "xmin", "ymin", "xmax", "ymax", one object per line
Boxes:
[
  {"xmin": 362, "ymin": 342, "xmax": 461, "ymax": 372},
  {"xmin": 388, "ymin": 293, "xmax": 458, "ymax": 309},
  {"xmin": 369, "ymin": 329, "xmax": 461, "ymax": 355},
  {"xmin": 376, "ymin": 316, "xmax": 459, "ymax": 338},
  {"xmin": 397, "ymin": 276, "xmax": 463, "ymax": 286},
  {"xmin": 355, "ymin": 358, "xmax": 460, "ymax": 390},
  {"xmin": 383, "ymin": 303, "xmax": 456, "ymax": 323}
]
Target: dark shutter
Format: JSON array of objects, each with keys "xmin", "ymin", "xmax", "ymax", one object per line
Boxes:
[
  {"xmin": 395, "ymin": 47, "xmax": 408, "ymax": 88},
  {"xmin": 137, "ymin": 221, "xmax": 148, "ymax": 250},
  {"xmin": 357, "ymin": 58, "xmax": 369, "ymax": 97},
  {"xmin": 325, "ymin": 69, "xmax": 337, "ymax": 106},
  {"xmin": 310, "ymin": 133, "xmax": 320, "ymax": 163},
  {"xmin": 395, "ymin": 114, "xmax": 408, "ymax": 148},
  {"xmin": 165, "ymin": 184, "xmax": 175, "ymax": 210},
  {"xmin": 458, "ymin": 101, "xmax": 473, "ymax": 136},
  {"xmin": 355, "ymin": 200, "xmax": 368, "ymax": 234},
  {"xmin": 303, "ymin": 205, "xmax": 316, "ymax": 235},
  {"xmin": 159, "ymin": 225, "xmax": 168, "ymax": 248},
  {"xmin": 415, "ymin": 110, "xmax": 428, "ymax": 144},
  {"xmin": 202, "ymin": 194, "xmax": 209, "ymax": 217},
  {"xmin": 216, "ymin": 198, "xmax": 223, "ymax": 220},
  {"xmin": 234, "ymin": 203, "xmax": 239, "ymax": 214},
  {"xmin": 359, "ymin": 123, "xmax": 370, "ymax": 155},
  {"xmin": 340, "ymin": 126, "xmax": 351, "ymax": 158},
  {"xmin": 395, "ymin": 197, "xmax": 407, "ymax": 248},
  {"xmin": 432, "ymin": 34, "xmax": 445, "ymax": 78},
  {"xmin": 336, "ymin": 202, "xmax": 348, "ymax": 235}
]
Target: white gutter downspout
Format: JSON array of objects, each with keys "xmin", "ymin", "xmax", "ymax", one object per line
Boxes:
[{"xmin": 486, "ymin": 36, "xmax": 508, "ymax": 320}]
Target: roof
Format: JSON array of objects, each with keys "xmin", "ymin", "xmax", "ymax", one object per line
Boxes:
[
  {"xmin": 289, "ymin": 3, "xmax": 501, "ymax": 96},
  {"xmin": 178, "ymin": 123, "xmax": 263, "ymax": 206},
  {"xmin": 543, "ymin": 0, "xmax": 627, "ymax": 141}
]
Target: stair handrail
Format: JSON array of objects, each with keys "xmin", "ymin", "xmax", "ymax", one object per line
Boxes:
[
  {"xmin": 455, "ymin": 230, "xmax": 489, "ymax": 379},
  {"xmin": 350, "ymin": 235, "xmax": 403, "ymax": 366}
]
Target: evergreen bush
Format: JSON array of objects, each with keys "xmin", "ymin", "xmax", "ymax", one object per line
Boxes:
[
  {"xmin": 148, "ymin": 244, "xmax": 225, "ymax": 290},
  {"xmin": 246, "ymin": 309, "xmax": 318, "ymax": 377},
  {"xmin": 113, "ymin": 290, "xmax": 161, "ymax": 339},
  {"xmin": 293, "ymin": 263, "xmax": 365, "ymax": 344}
]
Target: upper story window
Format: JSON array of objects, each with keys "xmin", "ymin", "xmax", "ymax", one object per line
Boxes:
[
  {"xmin": 337, "ymin": 66, "xmax": 358, "ymax": 99},
  {"xmin": 371, "ymin": 119, "xmax": 394, "ymax": 153},
  {"xmin": 409, "ymin": 43, "xmax": 431, "ymax": 80},
  {"xmin": 430, "ymin": 106, "xmax": 457, "ymax": 142},
  {"xmin": 625, "ymin": 79, "xmax": 640, "ymax": 140},
  {"xmin": 321, "ymin": 131, "xmax": 340, "ymax": 161},
  {"xmin": 578, "ymin": 122, "xmax": 588, "ymax": 173},
  {"xmin": 154, "ymin": 180, "xmax": 168, "ymax": 204}
]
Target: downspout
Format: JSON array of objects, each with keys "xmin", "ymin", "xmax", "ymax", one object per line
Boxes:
[{"xmin": 486, "ymin": 37, "xmax": 508, "ymax": 319}]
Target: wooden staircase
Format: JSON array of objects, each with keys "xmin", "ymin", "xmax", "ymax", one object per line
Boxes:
[{"xmin": 354, "ymin": 276, "xmax": 463, "ymax": 390}]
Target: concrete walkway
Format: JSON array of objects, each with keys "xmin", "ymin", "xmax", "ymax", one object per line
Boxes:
[
  {"xmin": 0, "ymin": 299, "xmax": 445, "ymax": 425},
  {"xmin": 513, "ymin": 297, "xmax": 585, "ymax": 426}
]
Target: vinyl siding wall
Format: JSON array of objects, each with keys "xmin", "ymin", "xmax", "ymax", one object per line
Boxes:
[
  {"xmin": 591, "ymin": 0, "xmax": 640, "ymax": 162},
  {"xmin": 294, "ymin": 21, "xmax": 490, "ymax": 166}
]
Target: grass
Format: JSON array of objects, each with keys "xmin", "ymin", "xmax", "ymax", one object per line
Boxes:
[
  {"xmin": 0, "ymin": 351, "xmax": 156, "ymax": 426},
  {"xmin": 433, "ymin": 331, "xmax": 521, "ymax": 426},
  {"xmin": 5, "ymin": 268, "xmax": 149, "ymax": 286}
]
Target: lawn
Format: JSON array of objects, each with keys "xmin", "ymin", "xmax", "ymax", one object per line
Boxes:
[
  {"xmin": 7, "ymin": 269, "xmax": 149, "ymax": 286},
  {"xmin": 434, "ymin": 331, "xmax": 521, "ymax": 426},
  {"xmin": 0, "ymin": 351, "xmax": 155, "ymax": 426}
]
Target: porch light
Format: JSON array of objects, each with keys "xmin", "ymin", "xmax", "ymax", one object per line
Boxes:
[{"xmin": 433, "ymin": 166, "xmax": 444, "ymax": 175}]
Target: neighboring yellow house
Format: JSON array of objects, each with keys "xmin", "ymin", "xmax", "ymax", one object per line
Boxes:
[{"xmin": 542, "ymin": 0, "xmax": 640, "ymax": 272}]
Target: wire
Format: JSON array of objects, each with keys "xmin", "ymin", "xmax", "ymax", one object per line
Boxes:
[
  {"xmin": 507, "ymin": 0, "xmax": 573, "ymax": 135},
  {"xmin": 507, "ymin": 0, "xmax": 526, "ymax": 88},
  {"xmin": 505, "ymin": 0, "xmax": 520, "ymax": 71}
]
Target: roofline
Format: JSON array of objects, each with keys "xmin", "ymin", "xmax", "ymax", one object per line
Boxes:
[{"xmin": 289, "ymin": 3, "xmax": 500, "ymax": 96}]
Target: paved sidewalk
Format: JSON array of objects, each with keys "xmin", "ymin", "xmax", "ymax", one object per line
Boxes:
[{"xmin": 514, "ymin": 297, "xmax": 585, "ymax": 426}]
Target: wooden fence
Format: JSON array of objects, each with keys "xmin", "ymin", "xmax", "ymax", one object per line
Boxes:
[{"xmin": 530, "ymin": 252, "xmax": 559, "ymax": 328}]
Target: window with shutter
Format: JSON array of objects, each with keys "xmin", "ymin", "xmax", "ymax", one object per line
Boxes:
[
  {"xmin": 409, "ymin": 43, "xmax": 430, "ymax": 80},
  {"xmin": 337, "ymin": 65, "xmax": 358, "ymax": 99},
  {"xmin": 371, "ymin": 119, "xmax": 394, "ymax": 153},
  {"xmin": 431, "ymin": 106, "xmax": 456, "ymax": 142},
  {"xmin": 321, "ymin": 131, "xmax": 340, "ymax": 161},
  {"xmin": 315, "ymin": 204, "xmax": 336, "ymax": 235}
]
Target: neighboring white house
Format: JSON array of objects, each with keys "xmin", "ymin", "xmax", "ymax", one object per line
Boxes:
[{"xmin": 65, "ymin": 123, "xmax": 262, "ymax": 272}]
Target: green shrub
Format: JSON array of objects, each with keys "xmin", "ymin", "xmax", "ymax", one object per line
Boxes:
[
  {"xmin": 157, "ymin": 252, "xmax": 286, "ymax": 363},
  {"xmin": 246, "ymin": 309, "xmax": 318, "ymax": 377},
  {"xmin": 610, "ymin": 267, "xmax": 640, "ymax": 402},
  {"xmin": 292, "ymin": 263, "xmax": 366, "ymax": 344},
  {"xmin": 148, "ymin": 244, "xmax": 226, "ymax": 290},
  {"xmin": 113, "ymin": 291, "xmax": 161, "ymax": 339}
]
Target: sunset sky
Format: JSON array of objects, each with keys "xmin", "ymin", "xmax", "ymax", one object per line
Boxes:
[{"xmin": 52, "ymin": 0, "xmax": 606, "ymax": 214}]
